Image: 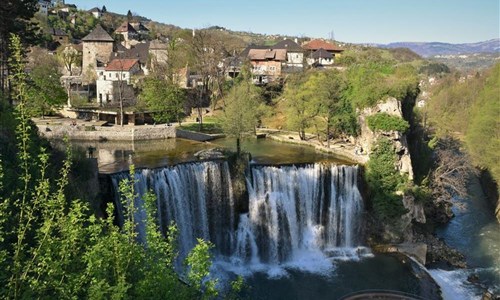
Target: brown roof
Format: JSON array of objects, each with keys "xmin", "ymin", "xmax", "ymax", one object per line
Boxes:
[
  {"xmin": 112, "ymin": 42, "xmax": 150, "ymax": 64},
  {"xmin": 248, "ymin": 49, "xmax": 287, "ymax": 61},
  {"xmin": 82, "ymin": 24, "xmax": 114, "ymax": 42},
  {"xmin": 115, "ymin": 22, "xmax": 138, "ymax": 34},
  {"xmin": 303, "ymin": 39, "xmax": 343, "ymax": 52},
  {"xmin": 105, "ymin": 59, "xmax": 139, "ymax": 71}
]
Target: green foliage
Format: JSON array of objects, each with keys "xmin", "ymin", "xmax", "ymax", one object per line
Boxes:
[
  {"xmin": 140, "ymin": 76, "xmax": 186, "ymax": 124},
  {"xmin": 365, "ymin": 138, "xmax": 408, "ymax": 222},
  {"xmin": 1, "ymin": 34, "xmax": 237, "ymax": 300},
  {"xmin": 367, "ymin": 113, "xmax": 410, "ymax": 132},
  {"xmin": 427, "ymin": 63, "xmax": 500, "ymax": 184},
  {"xmin": 220, "ymin": 66, "xmax": 265, "ymax": 152},
  {"xmin": 26, "ymin": 48, "xmax": 66, "ymax": 117},
  {"xmin": 419, "ymin": 62, "xmax": 450, "ymax": 76},
  {"xmin": 344, "ymin": 59, "xmax": 419, "ymax": 109},
  {"xmin": 284, "ymin": 72, "xmax": 318, "ymax": 140},
  {"xmin": 186, "ymin": 239, "xmax": 218, "ymax": 300},
  {"xmin": 465, "ymin": 63, "xmax": 500, "ymax": 183}
]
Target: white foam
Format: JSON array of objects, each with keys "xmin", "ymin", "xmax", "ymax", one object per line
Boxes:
[{"xmin": 428, "ymin": 269, "xmax": 482, "ymax": 300}]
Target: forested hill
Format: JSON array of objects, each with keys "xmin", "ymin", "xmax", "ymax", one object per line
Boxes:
[{"xmin": 378, "ymin": 39, "xmax": 500, "ymax": 57}]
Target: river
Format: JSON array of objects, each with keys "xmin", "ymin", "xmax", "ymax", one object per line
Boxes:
[{"xmin": 67, "ymin": 137, "xmax": 498, "ymax": 299}]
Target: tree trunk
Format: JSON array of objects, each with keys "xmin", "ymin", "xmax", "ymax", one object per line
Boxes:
[
  {"xmin": 314, "ymin": 124, "xmax": 324, "ymax": 147},
  {"xmin": 326, "ymin": 119, "xmax": 331, "ymax": 148},
  {"xmin": 236, "ymin": 137, "xmax": 241, "ymax": 155}
]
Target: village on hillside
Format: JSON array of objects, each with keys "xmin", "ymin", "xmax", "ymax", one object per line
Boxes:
[{"xmin": 33, "ymin": 0, "xmax": 346, "ymax": 126}]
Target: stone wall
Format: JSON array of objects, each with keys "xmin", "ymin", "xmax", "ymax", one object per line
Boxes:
[
  {"xmin": 176, "ymin": 129, "xmax": 222, "ymax": 142},
  {"xmin": 37, "ymin": 124, "xmax": 176, "ymax": 141},
  {"xmin": 82, "ymin": 41, "xmax": 113, "ymax": 74}
]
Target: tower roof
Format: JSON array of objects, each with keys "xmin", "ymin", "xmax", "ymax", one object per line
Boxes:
[{"xmin": 82, "ymin": 24, "xmax": 114, "ymax": 42}]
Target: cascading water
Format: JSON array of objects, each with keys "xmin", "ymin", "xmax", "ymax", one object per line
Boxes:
[
  {"xmin": 235, "ymin": 164, "xmax": 364, "ymax": 266},
  {"xmin": 110, "ymin": 161, "xmax": 366, "ymax": 272}
]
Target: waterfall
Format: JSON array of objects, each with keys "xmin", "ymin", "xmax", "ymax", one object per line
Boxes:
[
  {"xmin": 110, "ymin": 162, "xmax": 365, "ymax": 268},
  {"xmin": 236, "ymin": 164, "xmax": 364, "ymax": 265}
]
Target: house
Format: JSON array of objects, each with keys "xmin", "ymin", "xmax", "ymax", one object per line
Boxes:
[
  {"xmin": 47, "ymin": 27, "xmax": 69, "ymax": 44},
  {"xmin": 115, "ymin": 22, "xmax": 139, "ymax": 42},
  {"xmin": 130, "ymin": 22, "xmax": 150, "ymax": 39},
  {"xmin": 37, "ymin": 0, "xmax": 51, "ymax": 15},
  {"xmin": 88, "ymin": 7, "xmax": 102, "ymax": 18},
  {"xmin": 96, "ymin": 59, "xmax": 141, "ymax": 106},
  {"xmin": 310, "ymin": 48, "xmax": 334, "ymax": 67},
  {"xmin": 247, "ymin": 49, "xmax": 287, "ymax": 85},
  {"xmin": 273, "ymin": 39, "xmax": 304, "ymax": 71},
  {"xmin": 302, "ymin": 39, "xmax": 344, "ymax": 66},
  {"xmin": 81, "ymin": 25, "xmax": 114, "ymax": 75}
]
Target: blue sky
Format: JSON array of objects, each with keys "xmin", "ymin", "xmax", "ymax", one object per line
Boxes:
[{"xmin": 71, "ymin": 0, "xmax": 499, "ymax": 44}]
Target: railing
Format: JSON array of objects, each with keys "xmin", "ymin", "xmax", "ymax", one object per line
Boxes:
[{"xmin": 338, "ymin": 289, "xmax": 425, "ymax": 300}]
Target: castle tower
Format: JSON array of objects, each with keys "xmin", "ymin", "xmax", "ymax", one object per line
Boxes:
[{"xmin": 81, "ymin": 24, "xmax": 114, "ymax": 77}]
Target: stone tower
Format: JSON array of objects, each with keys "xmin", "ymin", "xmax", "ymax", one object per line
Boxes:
[{"xmin": 81, "ymin": 24, "xmax": 114, "ymax": 78}]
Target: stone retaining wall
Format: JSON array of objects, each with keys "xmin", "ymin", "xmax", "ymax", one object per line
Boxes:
[
  {"xmin": 176, "ymin": 129, "xmax": 223, "ymax": 142},
  {"xmin": 37, "ymin": 124, "xmax": 176, "ymax": 141}
]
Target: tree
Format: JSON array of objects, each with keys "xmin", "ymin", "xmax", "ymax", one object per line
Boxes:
[
  {"xmin": 284, "ymin": 73, "xmax": 317, "ymax": 140},
  {"xmin": 26, "ymin": 48, "xmax": 66, "ymax": 117},
  {"xmin": 189, "ymin": 29, "xmax": 226, "ymax": 131},
  {"xmin": 219, "ymin": 66, "xmax": 264, "ymax": 154},
  {"xmin": 140, "ymin": 76, "xmax": 185, "ymax": 124},
  {"xmin": 102, "ymin": 5, "xmax": 107, "ymax": 13},
  {"xmin": 1, "ymin": 35, "xmax": 233, "ymax": 299},
  {"xmin": 308, "ymin": 70, "xmax": 351, "ymax": 147},
  {"xmin": 0, "ymin": 0, "xmax": 39, "ymax": 102},
  {"xmin": 127, "ymin": 10, "xmax": 133, "ymax": 21},
  {"xmin": 57, "ymin": 44, "xmax": 82, "ymax": 76}
]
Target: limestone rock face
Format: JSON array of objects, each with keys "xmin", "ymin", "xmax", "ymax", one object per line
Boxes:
[{"xmin": 356, "ymin": 97, "xmax": 414, "ymax": 180}]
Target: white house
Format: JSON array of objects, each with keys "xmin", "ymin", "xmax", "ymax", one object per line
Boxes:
[
  {"xmin": 37, "ymin": 0, "xmax": 51, "ymax": 15},
  {"xmin": 88, "ymin": 7, "xmax": 102, "ymax": 18},
  {"xmin": 96, "ymin": 59, "xmax": 141, "ymax": 106},
  {"xmin": 273, "ymin": 39, "xmax": 304, "ymax": 71}
]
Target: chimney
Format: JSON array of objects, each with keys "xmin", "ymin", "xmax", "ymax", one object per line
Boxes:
[{"xmin": 294, "ymin": 38, "xmax": 298, "ymax": 43}]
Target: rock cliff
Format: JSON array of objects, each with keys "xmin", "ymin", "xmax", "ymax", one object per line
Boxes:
[{"xmin": 356, "ymin": 97, "xmax": 414, "ymax": 180}]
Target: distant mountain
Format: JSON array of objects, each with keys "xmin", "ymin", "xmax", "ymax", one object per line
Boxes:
[{"xmin": 378, "ymin": 39, "xmax": 500, "ymax": 57}]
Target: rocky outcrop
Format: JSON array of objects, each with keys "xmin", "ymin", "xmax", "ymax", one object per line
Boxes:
[{"xmin": 357, "ymin": 97, "xmax": 414, "ymax": 180}]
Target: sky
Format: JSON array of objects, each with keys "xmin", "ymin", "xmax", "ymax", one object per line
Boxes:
[{"xmin": 70, "ymin": 0, "xmax": 499, "ymax": 44}]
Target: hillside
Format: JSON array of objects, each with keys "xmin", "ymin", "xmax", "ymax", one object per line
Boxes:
[{"xmin": 379, "ymin": 39, "xmax": 500, "ymax": 57}]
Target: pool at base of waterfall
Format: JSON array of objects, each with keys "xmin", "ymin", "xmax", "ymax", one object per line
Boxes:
[{"xmin": 212, "ymin": 254, "xmax": 425, "ymax": 300}]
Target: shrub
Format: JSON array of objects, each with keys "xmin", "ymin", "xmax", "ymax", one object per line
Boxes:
[
  {"xmin": 367, "ymin": 113, "xmax": 410, "ymax": 132},
  {"xmin": 365, "ymin": 138, "xmax": 408, "ymax": 222}
]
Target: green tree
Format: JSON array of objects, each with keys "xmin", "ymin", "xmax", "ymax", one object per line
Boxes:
[
  {"xmin": 365, "ymin": 138, "xmax": 408, "ymax": 223},
  {"xmin": 140, "ymin": 76, "xmax": 186, "ymax": 124},
  {"xmin": 284, "ymin": 72, "xmax": 317, "ymax": 140},
  {"xmin": 0, "ymin": 0, "xmax": 39, "ymax": 101},
  {"xmin": 307, "ymin": 70, "xmax": 356, "ymax": 147},
  {"xmin": 465, "ymin": 63, "xmax": 500, "ymax": 183},
  {"xmin": 26, "ymin": 48, "xmax": 66, "ymax": 117},
  {"xmin": 219, "ymin": 66, "xmax": 264, "ymax": 154},
  {"xmin": 1, "ymin": 35, "xmax": 231, "ymax": 300}
]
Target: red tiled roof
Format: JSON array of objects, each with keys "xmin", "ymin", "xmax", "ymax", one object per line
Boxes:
[
  {"xmin": 303, "ymin": 39, "xmax": 343, "ymax": 51},
  {"xmin": 105, "ymin": 59, "xmax": 139, "ymax": 71}
]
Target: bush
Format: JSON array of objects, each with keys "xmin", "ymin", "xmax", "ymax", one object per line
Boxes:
[
  {"xmin": 367, "ymin": 113, "xmax": 410, "ymax": 132},
  {"xmin": 365, "ymin": 138, "xmax": 408, "ymax": 222}
]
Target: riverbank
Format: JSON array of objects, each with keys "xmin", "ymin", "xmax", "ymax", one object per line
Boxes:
[{"xmin": 257, "ymin": 128, "xmax": 368, "ymax": 165}]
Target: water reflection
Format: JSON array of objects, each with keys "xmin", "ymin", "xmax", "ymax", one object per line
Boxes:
[{"xmin": 63, "ymin": 137, "xmax": 353, "ymax": 174}]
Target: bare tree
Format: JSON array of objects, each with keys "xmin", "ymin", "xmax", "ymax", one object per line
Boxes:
[{"xmin": 189, "ymin": 29, "xmax": 227, "ymax": 130}]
